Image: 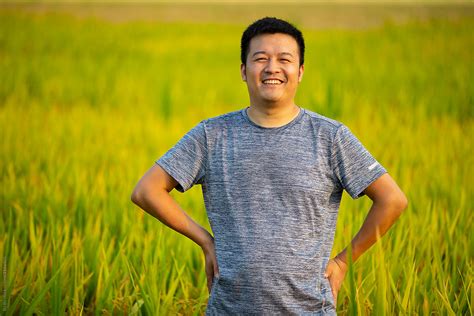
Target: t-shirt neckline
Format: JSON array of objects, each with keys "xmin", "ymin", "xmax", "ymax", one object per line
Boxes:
[{"xmin": 241, "ymin": 106, "xmax": 305, "ymax": 131}]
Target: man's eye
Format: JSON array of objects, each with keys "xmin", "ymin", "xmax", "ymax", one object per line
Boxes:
[
  {"xmin": 255, "ymin": 57, "xmax": 267, "ymax": 61},
  {"xmin": 281, "ymin": 59, "xmax": 291, "ymax": 63}
]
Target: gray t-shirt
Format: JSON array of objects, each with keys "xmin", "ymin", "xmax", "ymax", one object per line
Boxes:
[{"xmin": 155, "ymin": 106, "xmax": 387, "ymax": 315}]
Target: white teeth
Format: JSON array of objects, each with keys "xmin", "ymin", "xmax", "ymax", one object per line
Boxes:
[{"xmin": 263, "ymin": 80, "xmax": 282, "ymax": 85}]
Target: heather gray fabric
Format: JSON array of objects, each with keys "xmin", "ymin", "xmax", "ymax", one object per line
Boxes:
[{"xmin": 155, "ymin": 106, "xmax": 387, "ymax": 315}]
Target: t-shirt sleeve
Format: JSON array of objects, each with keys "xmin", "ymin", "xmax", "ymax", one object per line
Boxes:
[
  {"xmin": 331, "ymin": 124, "xmax": 387, "ymax": 199},
  {"xmin": 155, "ymin": 120, "xmax": 208, "ymax": 193}
]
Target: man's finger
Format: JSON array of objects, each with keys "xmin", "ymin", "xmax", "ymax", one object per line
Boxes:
[
  {"xmin": 324, "ymin": 265, "xmax": 332, "ymax": 278},
  {"xmin": 207, "ymin": 276, "xmax": 212, "ymax": 293}
]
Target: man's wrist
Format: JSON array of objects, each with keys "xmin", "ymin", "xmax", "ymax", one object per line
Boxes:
[
  {"xmin": 200, "ymin": 232, "xmax": 215, "ymax": 253},
  {"xmin": 334, "ymin": 252, "xmax": 348, "ymax": 270}
]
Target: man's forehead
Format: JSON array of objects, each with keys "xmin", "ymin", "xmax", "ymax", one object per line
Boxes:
[{"xmin": 249, "ymin": 33, "xmax": 299, "ymax": 53}]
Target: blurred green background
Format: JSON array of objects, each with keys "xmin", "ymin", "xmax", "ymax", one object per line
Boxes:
[{"xmin": 1, "ymin": 2, "xmax": 473, "ymax": 315}]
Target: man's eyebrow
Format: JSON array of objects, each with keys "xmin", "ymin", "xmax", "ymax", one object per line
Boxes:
[
  {"xmin": 251, "ymin": 51, "xmax": 295, "ymax": 57},
  {"xmin": 252, "ymin": 51, "xmax": 267, "ymax": 57},
  {"xmin": 280, "ymin": 52, "xmax": 294, "ymax": 57}
]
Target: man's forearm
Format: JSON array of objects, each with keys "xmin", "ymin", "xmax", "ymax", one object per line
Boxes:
[
  {"xmin": 133, "ymin": 189, "xmax": 214, "ymax": 250},
  {"xmin": 336, "ymin": 198, "xmax": 406, "ymax": 264}
]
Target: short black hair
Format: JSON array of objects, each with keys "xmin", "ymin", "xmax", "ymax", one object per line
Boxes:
[{"xmin": 241, "ymin": 17, "xmax": 305, "ymax": 66}]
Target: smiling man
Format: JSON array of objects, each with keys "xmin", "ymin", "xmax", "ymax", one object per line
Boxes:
[
  {"xmin": 131, "ymin": 17, "xmax": 408, "ymax": 315},
  {"xmin": 242, "ymin": 30, "xmax": 303, "ymax": 123}
]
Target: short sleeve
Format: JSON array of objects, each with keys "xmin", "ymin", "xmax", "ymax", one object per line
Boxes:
[
  {"xmin": 155, "ymin": 120, "xmax": 207, "ymax": 193},
  {"xmin": 331, "ymin": 124, "xmax": 387, "ymax": 199}
]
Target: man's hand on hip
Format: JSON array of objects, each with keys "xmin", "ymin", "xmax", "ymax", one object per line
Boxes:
[
  {"xmin": 324, "ymin": 256, "xmax": 348, "ymax": 306},
  {"xmin": 202, "ymin": 237, "xmax": 220, "ymax": 294}
]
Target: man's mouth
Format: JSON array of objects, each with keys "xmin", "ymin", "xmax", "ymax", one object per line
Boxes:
[{"xmin": 262, "ymin": 79, "xmax": 284, "ymax": 85}]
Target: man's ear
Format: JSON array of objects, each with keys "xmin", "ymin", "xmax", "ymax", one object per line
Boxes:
[
  {"xmin": 298, "ymin": 64, "xmax": 304, "ymax": 82},
  {"xmin": 240, "ymin": 63, "xmax": 247, "ymax": 81}
]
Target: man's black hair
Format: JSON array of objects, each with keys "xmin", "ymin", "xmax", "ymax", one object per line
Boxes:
[{"xmin": 241, "ymin": 17, "xmax": 305, "ymax": 66}]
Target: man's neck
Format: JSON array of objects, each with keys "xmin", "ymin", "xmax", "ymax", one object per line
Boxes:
[{"xmin": 246, "ymin": 103, "xmax": 301, "ymax": 128}]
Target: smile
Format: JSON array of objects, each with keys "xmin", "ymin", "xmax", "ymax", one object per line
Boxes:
[{"xmin": 262, "ymin": 79, "xmax": 284, "ymax": 85}]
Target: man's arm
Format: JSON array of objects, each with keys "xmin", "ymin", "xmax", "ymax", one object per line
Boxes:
[
  {"xmin": 335, "ymin": 172, "xmax": 408, "ymax": 263},
  {"xmin": 131, "ymin": 164, "xmax": 219, "ymax": 292},
  {"xmin": 325, "ymin": 173, "xmax": 408, "ymax": 303}
]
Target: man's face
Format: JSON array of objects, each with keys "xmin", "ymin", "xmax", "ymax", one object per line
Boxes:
[{"xmin": 241, "ymin": 33, "xmax": 304, "ymax": 107}]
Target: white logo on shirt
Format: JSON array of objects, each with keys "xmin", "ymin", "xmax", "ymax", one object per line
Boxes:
[{"xmin": 368, "ymin": 162, "xmax": 379, "ymax": 171}]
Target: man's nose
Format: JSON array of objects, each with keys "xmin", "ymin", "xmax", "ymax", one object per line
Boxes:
[{"xmin": 264, "ymin": 58, "xmax": 280, "ymax": 73}]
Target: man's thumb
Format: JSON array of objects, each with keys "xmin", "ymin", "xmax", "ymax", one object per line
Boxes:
[{"xmin": 324, "ymin": 267, "xmax": 330, "ymax": 278}]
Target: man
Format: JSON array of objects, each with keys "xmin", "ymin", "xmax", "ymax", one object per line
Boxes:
[{"xmin": 131, "ymin": 17, "xmax": 407, "ymax": 315}]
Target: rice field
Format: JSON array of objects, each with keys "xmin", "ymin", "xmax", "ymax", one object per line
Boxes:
[{"xmin": 0, "ymin": 5, "xmax": 473, "ymax": 315}]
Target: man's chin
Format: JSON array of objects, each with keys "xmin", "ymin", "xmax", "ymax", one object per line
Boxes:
[{"xmin": 260, "ymin": 94, "xmax": 284, "ymax": 103}]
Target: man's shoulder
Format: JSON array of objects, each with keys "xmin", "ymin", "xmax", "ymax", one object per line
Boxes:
[
  {"xmin": 302, "ymin": 108, "xmax": 343, "ymax": 132},
  {"xmin": 205, "ymin": 109, "xmax": 242, "ymax": 121},
  {"xmin": 201, "ymin": 108, "xmax": 244, "ymax": 129}
]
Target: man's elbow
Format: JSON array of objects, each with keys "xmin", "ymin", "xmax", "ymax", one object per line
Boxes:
[
  {"xmin": 131, "ymin": 181, "xmax": 166, "ymax": 207},
  {"xmin": 400, "ymin": 193, "xmax": 409, "ymax": 211},
  {"xmin": 375, "ymin": 189, "xmax": 408, "ymax": 217},
  {"xmin": 131, "ymin": 185, "xmax": 145, "ymax": 206},
  {"xmin": 391, "ymin": 191, "xmax": 408, "ymax": 216},
  {"xmin": 130, "ymin": 188, "xmax": 140, "ymax": 205}
]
